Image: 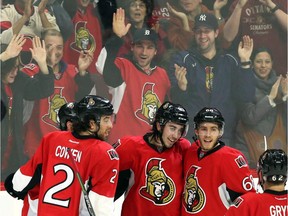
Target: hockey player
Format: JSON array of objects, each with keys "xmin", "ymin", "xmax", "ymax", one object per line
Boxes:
[
  {"xmin": 225, "ymin": 149, "xmax": 288, "ymax": 216},
  {"xmin": 21, "ymin": 101, "xmax": 79, "ymax": 216},
  {"xmin": 113, "ymin": 101, "xmax": 190, "ymax": 215},
  {"xmin": 5, "ymin": 95, "xmax": 119, "ymax": 216},
  {"xmin": 182, "ymin": 107, "xmax": 255, "ymax": 216}
]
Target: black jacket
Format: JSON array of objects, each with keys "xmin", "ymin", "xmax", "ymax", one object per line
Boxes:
[{"xmin": 1, "ymin": 67, "xmax": 54, "ymax": 181}]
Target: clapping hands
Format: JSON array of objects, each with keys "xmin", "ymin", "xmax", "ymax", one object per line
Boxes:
[{"xmin": 174, "ymin": 64, "xmax": 188, "ymax": 91}]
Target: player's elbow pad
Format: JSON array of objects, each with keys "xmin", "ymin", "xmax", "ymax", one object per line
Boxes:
[{"xmin": 4, "ymin": 173, "xmax": 27, "ymax": 200}]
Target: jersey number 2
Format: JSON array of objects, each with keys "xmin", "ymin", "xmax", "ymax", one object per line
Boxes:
[{"xmin": 43, "ymin": 164, "xmax": 74, "ymax": 207}]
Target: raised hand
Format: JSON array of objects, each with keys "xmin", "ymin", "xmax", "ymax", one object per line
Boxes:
[
  {"xmin": 30, "ymin": 36, "xmax": 47, "ymax": 66},
  {"xmin": 174, "ymin": 64, "xmax": 188, "ymax": 91},
  {"xmin": 258, "ymin": 0, "xmax": 275, "ymax": 8},
  {"xmin": 238, "ymin": 35, "xmax": 253, "ymax": 62},
  {"xmin": 166, "ymin": 2, "xmax": 190, "ymax": 31},
  {"xmin": 113, "ymin": 8, "xmax": 131, "ymax": 38},
  {"xmin": 214, "ymin": 0, "xmax": 228, "ymax": 11},
  {"xmin": 236, "ymin": 0, "xmax": 248, "ymax": 8},
  {"xmin": 2, "ymin": 34, "xmax": 26, "ymax": 60},
  {"xmin": 38, "ymin": 0, "xmax": 49, "ymax": 14},
  {"xmin": 78, "ymin": 50, "xmax": 94, "ymax": 75},
  {"xmin": 167, "ymin": 2, "xmax": 187, "ymax": 21},
  {"xmin": 24, "ymin": 0, "xmax": 33, "ymax": 18},
  {"xmin": 30, "ymin": 36, "xmax": 49, "ymax": 74}
]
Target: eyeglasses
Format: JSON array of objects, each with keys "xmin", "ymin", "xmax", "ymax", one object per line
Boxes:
[{"xmin": 130, "ymin": 2, "xmax": 146, "ymax": 9}]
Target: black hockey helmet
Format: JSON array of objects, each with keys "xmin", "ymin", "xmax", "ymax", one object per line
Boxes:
[
  {"xmin": 258, "ymin": 149, "xmax": 287, "ymax": 184},
  {"xmin": 193, "ymin": 107, "xmax": 225, "ymax": 129},
  {"xmin": 153, "ymin": 101, "xmax": 189, "ymax": 137},
  {"xmin": 77, "ymin": 95, "xmax": 114, "ymax": 125},
  {"xmin": 58, "ymin": 102, "xmax": 78, "ymax": 131}
]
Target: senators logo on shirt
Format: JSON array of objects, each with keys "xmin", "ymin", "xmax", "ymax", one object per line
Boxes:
[
  {"xmin": 183, "ymin": 165, "xmax": 206, "ymax": 213},
  {"xmin": 139, "ymin": 158, "xmax": 175, "ymax": 205},
  {"xmin": 42, "ymin": 87, "xmax": 67, "ymax": 129},
  {"xmin": 70, "ymin": 21, "xmax": 96, "ymax": 53},
  {"xmin": 135, "ymin": 83, "xmax": 160, "ymax": 125}
]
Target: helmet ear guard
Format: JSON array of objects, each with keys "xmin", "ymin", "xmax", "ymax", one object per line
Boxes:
[{"xmin": 219, "ymin": 127, "xmax": 224, "ymax": 137}]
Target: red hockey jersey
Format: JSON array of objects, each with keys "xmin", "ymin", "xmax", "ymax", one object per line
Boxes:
[
  {"xmin": 63, "ymin": 4, "xmax": 102, "ymax": 74},
  {"xmin": 182, "ymin": 142, "xmax": 255, "ymax": 216},
  {"xmin": 108, "ymin": 58, "xmax": 171, "ymax": 144},
  {"xmin": 12, "ymin": 131, "xmax": 119, "ymax": 216},
  {"xmin": 225, "ymin": 190, "xmax": 288, "ymax": 216},
  {"xmin": 114, "ymin": 135, "xmax": 190, "ymax": 216}
]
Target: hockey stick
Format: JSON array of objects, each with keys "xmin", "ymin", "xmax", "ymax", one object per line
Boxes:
[
  {"xmin": 67, "ymin": 148, "xmax": 96, "ymax": 216},
  {"xmin": 263, "ymin": 136, "xmax": 267, "ymax": 151}
]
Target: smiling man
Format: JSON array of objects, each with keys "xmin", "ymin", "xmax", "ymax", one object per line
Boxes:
[
  {"xmin": 167, "ymin": 13, "xmax": 256, "ymax": 147},
  {"xmin": 182, "ymin": 107, "xmax": 255, "ymax": 216},
  {"xmin": 96, "ymin": 8, "xmax": 171, "ymax": 145},
  {"xmin": 113, "ymin": 101, "xmax": 191, "ymax": 215}
]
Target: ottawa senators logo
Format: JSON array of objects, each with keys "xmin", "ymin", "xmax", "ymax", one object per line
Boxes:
[
  {"xmin": 183, "ymin": 165, "xmax": 206, "ymax": 213},
  {"xmin": 205, "ymin": 66, "xmax": 214, "ymax": 93},
  {"xmin": 42, "ymin": 87, "xmax": 67, "ymax": 129},
  {"xmin": 70, "ymin": 21, "xmax": 96, "ymax": 53},
  {"xmin": 139, "ymin": 158, "xmax": 175, "ymax": 205},
  {"xmin": 135, "ymin": 83, "xmax": 160, "ymax": 125}
]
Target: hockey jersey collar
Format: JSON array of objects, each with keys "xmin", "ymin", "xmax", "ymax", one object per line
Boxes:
[
  {"xmin": 132, "ymin": 59, "xmax": 157, "ymax": 76},
  {"xmin": 196, "ymin": 140, "xmax": 225, "ymax": 160},
  {"xmin": 72, "ymin": 131, "xmax": 97, "ymax": 140},
  {"xmin": 264, "ymin": 189, "xmax": 288, "ymax": 196},
  {"xmin": 143, "ymin": 133, "xmax": 168, "ymax": 153}
]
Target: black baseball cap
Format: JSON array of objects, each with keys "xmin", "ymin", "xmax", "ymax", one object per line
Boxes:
[
  {"xmin": 133, "ymin": 28, "xmax": 158, "ymax": 46},
  {"xmin": 194, "ymin": 13, "xmax": 218, "ymax": 30}
]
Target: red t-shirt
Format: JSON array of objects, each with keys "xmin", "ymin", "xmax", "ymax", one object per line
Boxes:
[{"xmin": 229, "ymin": 0, "xmax": 287, "ymax": 75}]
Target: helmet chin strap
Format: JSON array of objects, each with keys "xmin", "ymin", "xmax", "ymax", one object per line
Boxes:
[
  {"xmin": 94, "ymin": 123, "xmax": 103, "ymax": 140},
  {"xmin": 158, "ymin": 126, "xmax": 167, "ymax": 150},
  {"xmin": 159, "ymin": 133, "xmax": 165, "ymax": 148},
  {"xmin": 87, "ymin": 129, "xmax": 95, "ymax": 135},
  {"xmin": 88, "ymin": 123, "xmax": 102, "ymax": 139}
]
